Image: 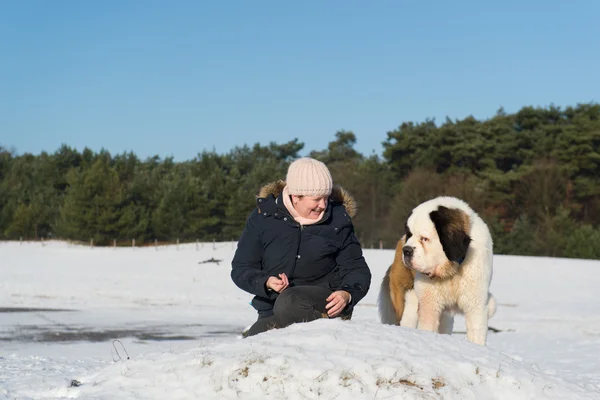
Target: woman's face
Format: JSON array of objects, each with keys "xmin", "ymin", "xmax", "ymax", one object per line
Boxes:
[{"xmin": 292, "ymin": 195, "xmax": 328, "ymax": 219}]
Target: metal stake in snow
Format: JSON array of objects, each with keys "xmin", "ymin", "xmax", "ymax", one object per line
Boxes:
[{"xmin": 112, "ymin": 339, "xmax": 130, "ymax": 361}]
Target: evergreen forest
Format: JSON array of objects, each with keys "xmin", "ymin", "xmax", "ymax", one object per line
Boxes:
[{"xmin": 2, "ymin": 103, "xmax": 600, "ymax": 259}]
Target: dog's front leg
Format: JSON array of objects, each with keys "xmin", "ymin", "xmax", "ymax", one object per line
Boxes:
[
  {"xmin": 417, "ymin": 297, "xmax": 441, "ymax": 333},
  {"xmin": 465, "ymin": 307, "xmax": 488, "ymax": 345}
]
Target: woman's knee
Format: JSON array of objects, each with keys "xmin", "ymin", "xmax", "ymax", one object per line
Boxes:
[
  {"xmin": 273, "ymin": 287, "xmax": 328, "ymax": 326},
  {"xmin": 273, "ymin": 287, "xmax": 302, "ymax": 316}
]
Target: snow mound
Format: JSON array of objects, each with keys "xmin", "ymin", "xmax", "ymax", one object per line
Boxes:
[{"xmin": 70, "ymin": 320, "xmax": 598, "ymax": 400}]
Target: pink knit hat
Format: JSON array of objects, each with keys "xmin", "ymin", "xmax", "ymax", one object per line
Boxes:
[{"xmin": 286, "ymin": 157, "xmax": 333, "ymax": 196}]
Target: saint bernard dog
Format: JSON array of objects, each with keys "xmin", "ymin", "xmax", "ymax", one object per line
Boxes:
[{"xmin": 378, "ymin": 196, "xmax": 497, "ymax": 346}]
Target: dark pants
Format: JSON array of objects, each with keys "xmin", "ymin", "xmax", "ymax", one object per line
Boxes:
[{"xmin": 244, "ymin": 285, "xmax": 352, "ymax": 337}]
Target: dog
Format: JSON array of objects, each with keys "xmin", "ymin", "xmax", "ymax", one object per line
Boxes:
[{"xmin": 378, "ymin": 196, "xmax": 497, "ymax": 346}]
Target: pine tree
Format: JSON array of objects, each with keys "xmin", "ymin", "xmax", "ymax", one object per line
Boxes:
[{"xmin": 56, "ymin": 158, "xmax": 123, "ymax": 245}]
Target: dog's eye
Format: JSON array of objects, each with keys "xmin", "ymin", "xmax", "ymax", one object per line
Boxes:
[{"xmin": 420, "ymin": 236, "xmax": 429, "ymax": 243}]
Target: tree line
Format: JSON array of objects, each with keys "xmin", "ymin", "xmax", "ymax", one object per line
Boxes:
[{"xmin": 1, "ymin": 103, "xmax": 600, "ymax": 259}]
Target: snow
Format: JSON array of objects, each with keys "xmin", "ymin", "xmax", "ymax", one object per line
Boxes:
[{"xmin": 1, "ymin": 240, "xmax": 599, "ymax": 399}]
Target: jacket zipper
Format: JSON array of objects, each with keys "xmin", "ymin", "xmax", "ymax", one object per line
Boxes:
[
  {"xmin": 275, "ymin": 207, "xmax": 303, "ymax": 279},
  {"xmin": 290, "ymin": 223, "xmax": 303, "ymax": 278},
  {"xmin": 277, "ymin": 204, "xmax": 329, "ymax": 280}
]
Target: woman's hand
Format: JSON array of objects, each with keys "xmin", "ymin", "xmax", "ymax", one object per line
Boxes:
[
  {"xmin": 325, "ymin": 290, "xmax": 351, "ymax": 317},
  {"xmin": 266, "ymin": 273, "xmax": 289, "ymax": 293}
]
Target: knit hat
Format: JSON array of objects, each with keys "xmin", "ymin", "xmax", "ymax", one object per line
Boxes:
[{"xmin": 286, "ymin": 157, "xmax": 333, "ymax": 196}]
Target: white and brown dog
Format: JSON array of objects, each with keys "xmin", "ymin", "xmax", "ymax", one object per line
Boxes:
[{"xmin": 378, "ymin": 196, "xmax": 497, "ymax": 346}]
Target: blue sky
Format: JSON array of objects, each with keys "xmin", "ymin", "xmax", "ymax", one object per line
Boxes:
[{"xmin": 1, "ymin": 1, "xmax": 599, "ymax": 161}]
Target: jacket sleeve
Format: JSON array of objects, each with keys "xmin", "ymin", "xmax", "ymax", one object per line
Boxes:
[
  {"xmin": 335, "ymin": 224, "xmax": 372, "ymax": 307},
  {"xmin": 230, "ymin": 209, "xmax": 275, "ymax": 299}
]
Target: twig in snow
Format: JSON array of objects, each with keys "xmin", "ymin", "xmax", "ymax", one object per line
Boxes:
[{"xmin": 198, "ymin": 257, "xmax": 222, "ymax": 265}]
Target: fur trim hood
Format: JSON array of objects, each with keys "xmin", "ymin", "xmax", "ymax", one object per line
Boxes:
[{"xmin": 257, "ymin": 180, "xmax": 357, "ymax": 218}]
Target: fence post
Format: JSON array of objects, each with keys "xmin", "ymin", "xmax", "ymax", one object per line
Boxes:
[
  {"xmin": 113, "ymin": 239, "xmax": 116, "ymax": 248},
  {"xmin": 20, "ymin": 236, "xmax": 22, "ymax": 245},
  {"xmin": 177, "ymin": 238, "xmax": 179, "ymax": 250},
  {"xmin": 196, "ymin": 239, "xmax": 199, "ymax": 251},
  {"xmin": 90, "ymin": 238, "xmax": 93, "ymax": 247},
  {"xmin": 213, "ymin": 238, "xmax": 216, "ymax": 250},
  {"xmin": 379, "ymin": 240, "xmax": 383, "ymax": 249},
  {"xmin": 132, "ymin": 238, "xmax": 135, "ymax": 248},
  {"xmin": 155, "ymin": 238, "xmax": 158, "ymax": 251}
]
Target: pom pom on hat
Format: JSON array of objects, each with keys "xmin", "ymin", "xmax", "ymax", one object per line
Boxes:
[{"xmin": 286, "ymin": 157, "xmax": 333, "ymax": 196}]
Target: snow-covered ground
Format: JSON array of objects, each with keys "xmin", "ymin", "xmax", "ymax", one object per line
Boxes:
[{"xmin": 1, "ymin": 240, "xmax": 599, "ymax": 399}]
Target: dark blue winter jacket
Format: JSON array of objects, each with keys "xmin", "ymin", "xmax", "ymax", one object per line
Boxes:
[{"xmin": 231, "ymin": 180, "xmax": 372, "ymax": 317}]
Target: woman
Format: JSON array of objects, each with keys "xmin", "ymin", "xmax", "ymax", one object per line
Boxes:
[{"xmin": 231, "ymin": 157, "xmax": 372, "ymax": 337}]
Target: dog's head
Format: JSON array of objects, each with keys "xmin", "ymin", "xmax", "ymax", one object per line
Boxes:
[{"xmin": 402, "ymin": 202, "xmax": 471, "ymax": 280}]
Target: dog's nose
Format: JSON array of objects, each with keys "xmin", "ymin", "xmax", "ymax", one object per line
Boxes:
[{"xmin": 402, "ymin": 246, "xmax": 414, "ymax": 258}]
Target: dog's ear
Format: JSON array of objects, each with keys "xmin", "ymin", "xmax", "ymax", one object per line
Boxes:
[
  {"xmin": 404, "ymin": 222, "xmax": 412, "ymax": 240},
  {"xmin": 404, "ymin": 212, "xmax": 413, "ymax": 240},
  {"xmin": 429, "ymin": 206, "xmax": 471, "ymax": 263}
]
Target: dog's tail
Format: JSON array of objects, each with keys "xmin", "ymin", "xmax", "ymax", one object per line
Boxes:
[
  {"xmin": 378, "ymin": 265, "xmax": 397, "ymax": 325},
  {"xmin": 487, "ymin": 292, "xmax": 497, "ymax": 319}
]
